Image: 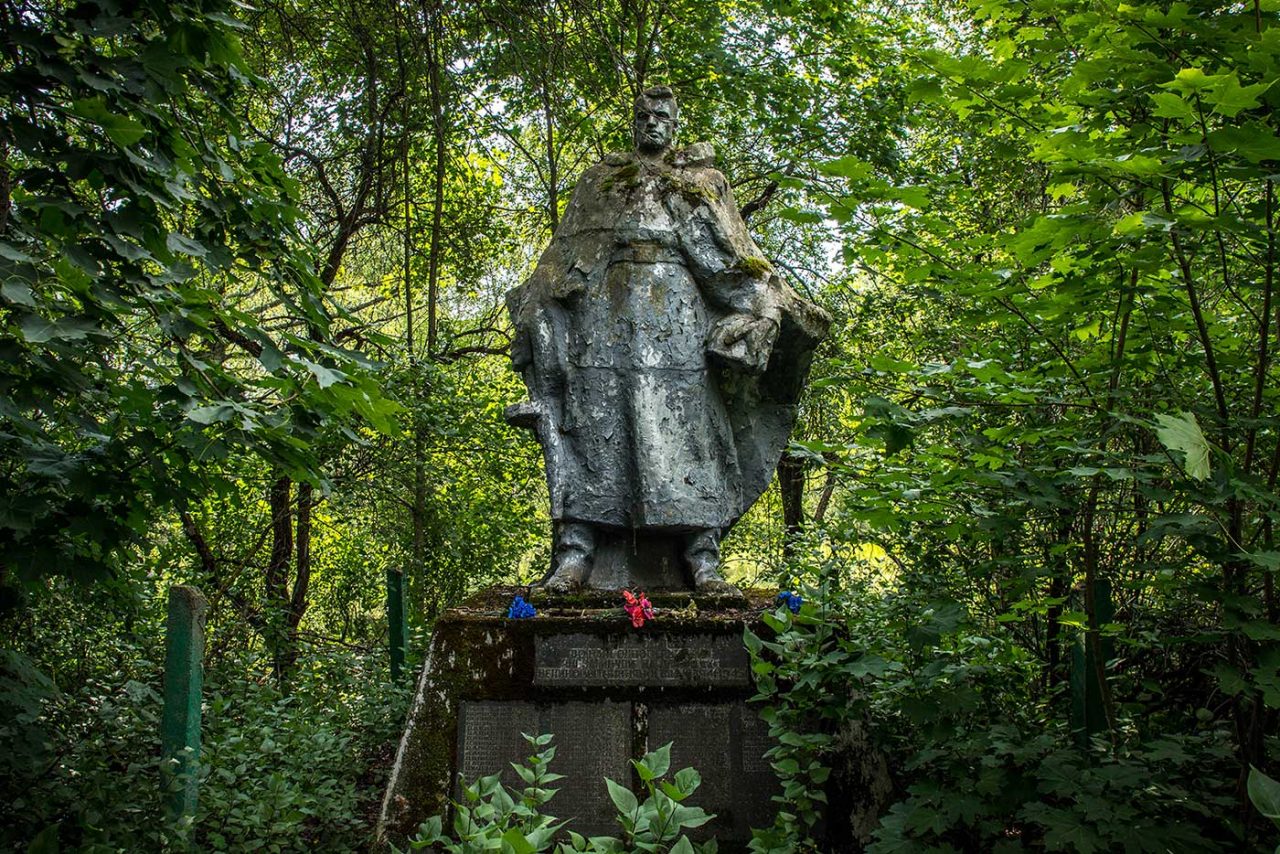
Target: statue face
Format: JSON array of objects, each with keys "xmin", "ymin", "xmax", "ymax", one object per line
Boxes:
[{"xmin": 634, "ymin": 98, "xmax": 676, "ymax": 153}]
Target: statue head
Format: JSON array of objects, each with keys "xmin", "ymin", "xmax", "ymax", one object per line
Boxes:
[{"xmin": 633, "ymin": 86, "xmax": 678, "ymax": 154}]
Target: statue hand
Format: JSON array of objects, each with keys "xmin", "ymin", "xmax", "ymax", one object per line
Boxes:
[{"xmin": 706, "ymin": 314, "xmax": 779, "ymax": 374}]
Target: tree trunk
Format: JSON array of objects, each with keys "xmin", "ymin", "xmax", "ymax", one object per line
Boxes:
[
  {"xmin": 778, "ymin": 452, "xmax": 805, "ymax": 559},
  {"xmin": 267, "ymin": 475, "xmax": 292, "ymax": 683},
  {"xmin": 288, "ymin": 483, "xmax": 312, "ymax": 634},
  {"xmin": 426, "ymin": 2, "xmax": 446, "ymax": 356}
]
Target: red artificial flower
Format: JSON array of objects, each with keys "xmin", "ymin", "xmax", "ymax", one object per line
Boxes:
[{"xmin": 623, "ymin": 589, "xmax": 655, "ymax": 628}]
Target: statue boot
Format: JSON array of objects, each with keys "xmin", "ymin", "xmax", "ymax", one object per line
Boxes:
[
  {"xmin": 685, "ymin": 529, "xmax": 741, "ymax": 597},
  {"xmin": 542, "ymin": 522, "xmax": 594, "ymax": 593}
]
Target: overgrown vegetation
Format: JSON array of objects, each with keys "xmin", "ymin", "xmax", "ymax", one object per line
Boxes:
[
  {"xmin": 2, "ymin": 0, "xmax": 1278, "ymax": 850},
  {"xmin": 402, "ymin": 736, "xmax": 715, "ymax": 854}
]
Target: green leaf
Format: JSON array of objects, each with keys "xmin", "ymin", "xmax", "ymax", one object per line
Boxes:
[
  {"xmin": 166, "ymin": 232, "xmax": 208, "ymax": 258},
  {"xmin": 669, "ymin": 837, "xmax": 694, "ymax": 854},
  {"xmin": 605, "ymin": 778, "xmax": 637, "ymax": 816},
  {"xmin": 660, "ymin": 781, "xmax": 689, "ymax": 803},
  {"xmin": 1248, "ymin": 766, "xmax": 1280, "ymax": 819},
  {"xmin": 19, "ymin": 315, "xmax": 100, "ymax": 343},
  {"xmin": 1150, "ymin": 92, "xmax": 1195, "ymax": 121},
  {"xmin": 1204, "ymin": 74, "xmax": 1273, "ymax": 117},
  {"xmin": 643, "ymin": 742, "xmax": 672, "ymax": 779},
  {"xmin": 26, "ymin": 824, "xmax": 59, "ymax": 854},
  {"xmin": 671, "ymin": 805, "xmax": 714, "ymax": 829},
  {"xmin": 1159, "ymin": 68, "xmax": 1216, "ymax": 93},
  {"xmin": 2, "ymin": 282, "xmax": 37, "ymax": 307},
  {"xmin": 0, "ymin": 241, "xmax": 35, "ymax": 262},
  {"xmin": 673, "ymin": 767, "xmax": 700, "ymax": 795},
  {"xmin": 187, "ymin": 404, "xmax": 235, "ymax": 425},
  {"xmin": 500, "ymin": 828, "xmax": 536, "ymax": 854},
  {"xmin": 1154, "ymin": 411, "xmax": 1211, "ymax": 481},
  {"xmin": 777, "ymin": 207, "xmax": 824, "ymax": 225},
  {"xmin": 1208, "ymin": 123, "xmax": 1280, "ymax": 163},
  {"xmin": 70, "ymin": 98, "xmax": 148, "ymax": 146},
  {"xmin": 817, "ymin": 155, "xmax": 872, "ymax": 180},
  {"xmin": 1241, "ymin": 620, "xmax": 1280, "ymax": 641},
  {"xmin": 1241, "ymin": 551, "xmax": 1280, "ymax": 572},
  {"xmin": 869, "ymin": 353, "xmax": 916, "ymax": 373},
  {"xmin": 303, "ymin": 359, "xmax": 346, "ymax": 389}
]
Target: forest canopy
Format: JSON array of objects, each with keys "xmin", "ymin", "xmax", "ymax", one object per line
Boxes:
[{"xmin": 1, "ymin": 0, "xmax": 1278, "ymax": 850}]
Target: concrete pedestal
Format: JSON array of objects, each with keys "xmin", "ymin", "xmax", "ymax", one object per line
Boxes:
[{"xmin": 377, "ymin": 587, "xmax": 779, "ymax": 847}]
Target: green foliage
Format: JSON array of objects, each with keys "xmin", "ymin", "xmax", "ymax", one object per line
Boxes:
[
  {"xmin": 2, "ymin": 665, "xmax": 167, "ymax": 850},
  {"xmin": 761, "ymin": 0, "xmax": 1280, "ymax": 841},
  {"xmin": 404, "ymin": 733, "xmax": 566, "ymax": 854},
  {"xmin": 747, "ymin": 572, "xmax": 1241, "ymax": 852},
  {"xmin": 0, "ymin": 614, "xmax": 408, "ymax": 852},
  {"xmin": 580, "ymin": 741, "xmax": 715, "ymax": 854},
  {"xmin": 406, "ymin": 736, "xmax": 715, "ymax": 854},
  {"xmin": 198, "ymin": 648, "xmax": 410, "ymax": 851},
  {"xmin": 0, "ymin": 0, "xmax": 398, "ymax": 587},
  {"xmin": 744, "ymin": 598, "xmax": 841, "ymax": 851}
]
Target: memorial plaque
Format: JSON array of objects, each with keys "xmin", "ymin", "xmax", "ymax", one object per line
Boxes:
[
  {"xmin": 741, "ymin": 706, "xmax": 773, "ymax": 775},
  {"xmin": 737, "ymin": 707, "xmax": 780, "ymax": 831},
  {"xmin": 535, "ymin": 633, "xmax": 748, "ymax": 687},
  {"xmin": 648, "ymin": 702, "xmax": 778, "ymax": 839},
  {"xmin": 541, "ymin": 701, "xmax": 631, "ymax": 835},
  {"xmin": 457, "ymin": 701, "xmax": 540, "ymax": 792},
  {"xmin": 650, "ymin": 703, "xmax": 733, "ymax": 818},
  {"xmin": 455, "ymin": 700, "xmax": 630, "ymax": 837}
]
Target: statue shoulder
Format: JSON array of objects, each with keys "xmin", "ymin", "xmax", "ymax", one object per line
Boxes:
[
  {"xmin": 571, "ymin": 156, "xmax": 630, "ymax": 197},
  {"xmin": 591, "ymin": 145, "xmax": 714, "ymax": 170},
  {"xmin": 675, "ymin": 141, "xmax": 716, "ymax": 168}
]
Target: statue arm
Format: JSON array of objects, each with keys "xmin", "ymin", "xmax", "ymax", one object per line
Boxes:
[{"xmin": 678, "ymin": 169, "xmax": 782, "ymax": 373}]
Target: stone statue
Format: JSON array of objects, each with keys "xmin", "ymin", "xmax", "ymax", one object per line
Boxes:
[{"xmin": 506, "ymin": 86, "xmax": 829, "ymax": 594}]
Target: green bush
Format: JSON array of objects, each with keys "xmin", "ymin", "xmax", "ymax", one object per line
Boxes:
[
  {"xmin": 0, "ymin": 640, "xmax": 408, "ymax": 852},
  {"xmin": 197, "ymin": 647, "xmax": 410, "ymax": 852},
  {"xmin": 746, "ymin": 572, "xmax": 1243, "ymax": 852}
]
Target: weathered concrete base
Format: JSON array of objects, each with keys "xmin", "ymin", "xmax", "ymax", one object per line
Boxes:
[{"xmin": 377, "ymin": 587, "xmax": 779, "ymax": 847}]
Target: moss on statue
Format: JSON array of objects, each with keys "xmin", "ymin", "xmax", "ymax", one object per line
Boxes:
[
  {"xmin": 661, "ymin": 170, "xmax": 719, "ymax": 207},
  {"xmin": 734, "ymin": 255, "xmax": 772, "ymax": 279}
]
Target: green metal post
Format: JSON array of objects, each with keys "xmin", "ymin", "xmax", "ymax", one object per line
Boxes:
[
  {"xmin": 161, "ymin": 584, "xmax": 208, "ymax": 841},
  {"xmin": 387, "ymin": 567, "xmax": 407, "ymax": 681}
]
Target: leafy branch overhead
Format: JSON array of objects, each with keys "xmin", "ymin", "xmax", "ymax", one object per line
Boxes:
[{"xmin": 0, "ymin": 0, "xmax": 399, "ymax": 583}]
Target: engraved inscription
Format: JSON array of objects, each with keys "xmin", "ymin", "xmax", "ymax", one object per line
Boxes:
[
  {"xmin": 741, "ymin": 709, "xmax": 772, "ymax": 775},
  {"xmin": 454, "ymin": 701, "xmax": 630, "ymax": 837},
  {"xmin": 650, "ymin": 703, "xmax": 733, "ymax": 814},
  {"xmin": 736, "ymin": 706, "xmax": 779, "ymax": 836},
  {"xmin": 535, "ymin": 633, "xmax": 748, "ymax": 687},
  {"xmin": 541, "ymin": 702, "xmax": 630, "ymax": 834},
  {"xmin": 457, "ymin": 701, "xmax": 539, "ymax": 791},
  {"xmin": 648, "ymin": 702, "xmax": 778, "ymax": 839}
]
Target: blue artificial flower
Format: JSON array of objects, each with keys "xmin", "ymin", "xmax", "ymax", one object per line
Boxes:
[
  {"xmin": 507, "ymin": 595, "xmax": 537, "ymax": 619},
  {"xmin": 776, "ymin": 590, "xmax": 803, "ymax": 614}
]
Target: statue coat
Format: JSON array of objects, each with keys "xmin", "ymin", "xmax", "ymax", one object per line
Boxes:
[{"xmin": 507, "ymin": 143, "xmax": 829, "ymax": 534}]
